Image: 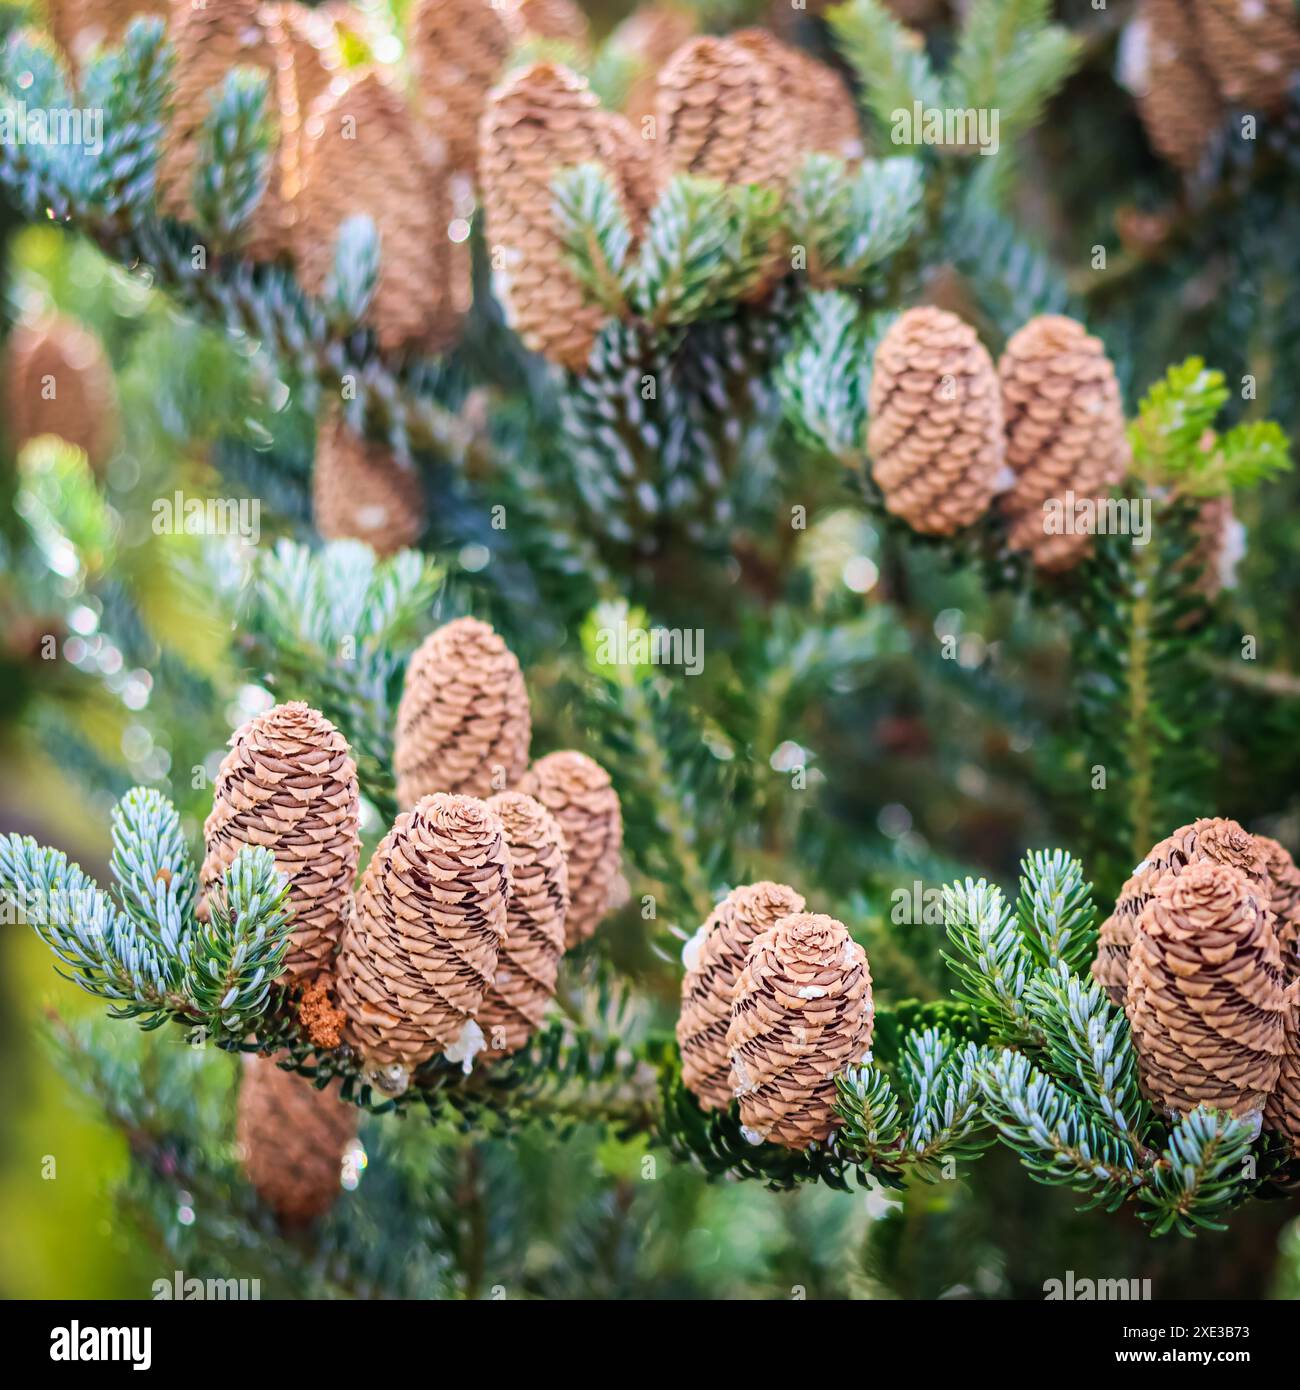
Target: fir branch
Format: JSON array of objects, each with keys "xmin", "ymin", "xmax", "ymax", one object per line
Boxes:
[
  {"xmin": 776, "ymin": 291, "xmax": 879, "ymax": 461},
  {"xmin": 828, "ymin": 0, "xmax": 945, "ymax": 145},
  {"xmin": 553, "ymin": 163, "xmax": 634, "ymax": 318},
  {"xmin": 632, "ymin": 175, "xmax": 736, "ymax": 329},
  {"xmin": 190, "ymin": 68, "xmax": 274, "ymax": 251},
  {"xmin": 109, "ymin": 787, "xmax": 196, "ymax": 957},
  {"xmin": 1139, "ymin": 1108, "xmax": 1257, "ymax": 1236},
  {"xmin": 183, "ymin": 847, "xmax": 291, "ymax": 1037},
  {"xmin": 323, "ymin": 214, "xmax": 381, "ymax": 330},
  {"xmin": 1014, "ymin": 848, "xmax": 1096, "ymax": 974},
  {"xmin": 941, "ymin": 877, "xmax": 1040, "ymax": 1043}
]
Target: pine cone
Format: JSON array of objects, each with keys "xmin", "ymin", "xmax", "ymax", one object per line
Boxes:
[
  {"xmin": 480, "ymin": 62, "xmax": 634, "ymax": 370},
  {"xmin": 997, "ymin": 314, "xmax": 1131, "ymax": 571},
  {"xmin": 596, "ymin": 110, "xmax": 659, "ymax": 231},
  {"xmin": 477, "ymin": 791, "xmax": 570, "ymax": 1058},
  {"xmin": 4, "ymin": 314, "xmax": 117, "ymax": 472},
  {"xmin": 1126, "ymin": 861, "xmax": 1287, "ymax": 1115},
  {"xmin": 866, "ymin": 306, "xmax": 1005, "ymax": 535},
  {"xmin": 727, "ymin": 913, "xmax": 874, "ymax": 1149},
  {"xmin": 517, "ymin": 0, "xmax": 590, "ymax": 50},
  {"xmin": 655, "ymin": 36, "xmax": 790, "ymax": 190},
  {"xmin": 409, "ymin": 0, "xmax": 514, "ymax": 180},
  {"xmin": 336, "ymin": 794, "xmax": 511, "ymax": 1068},
  {"xmin": 518, "ymin": 750, "xmax": 623, "ymax": 947},
  {"xmin": 1186, "ymin": 494, "xmax": 1243, "ymax": 602},
  {"xmin": 1135, "ymin": 0, "xmax": 1223, "ymax": 173},
  {"xmin": 312, "ymin": 412, "xmax": 425, "ymax": 555},
  {"xmin": 1264, "ymin": 996, "xmax": 1300, "ymax": 1155},
  {"xmin": 1191, "ymin": 0, "xmax": 1300, "ymax": 111},
  {"xmin": 731, "ymin": 29, "xmax": 861, "ymax": 163},
  {"xmin": 236, "ymin": 1055, "xmax": 357, "ymax": 1225},
  {"xmin": 262, "ymin": 1, "xmax": 346, "ymax": 198},
  {"xmin": 677, "ymin": 881, "xmax": 807, "ymax": 1111},
  {"xmin": 297, "ymin": 71, "xmax": 462, "ymax": 354},
  {"xmin": 45, "ymin": 0, "xmax": 169, "ymax": 69},
  {"xmin": 158, "ymin": 0, "xmax": 295, "ymax": 259},
  {"xmin": 1256, "ymin": 835, "xmax": 1300, "ymax": 971},
  {"xmin": 1094, "ymin": 817, "xmax": 1270, "ymax": 1006},
  {"xmin": 394, "ymin": 617, "xmax": 531, "ymax": 807},
  {"xmin": 201, "ymin": 702, "xmax": 361, "ymax": 983},
  {"xmin": 609, "ymin": 4, "xmax": 699, "ymax": 126}
]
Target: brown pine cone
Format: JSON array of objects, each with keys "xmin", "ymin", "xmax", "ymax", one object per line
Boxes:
[
  {"xmin": 312, "ymin": 412, "xmax": 425, "ymax": 556},
  {"xmin": 609, "ymin": 4, "xmax": 699, "ymax": 126},
  {"xmin": 480, "ymin": 62, "xmax": 635, "ymax": 370},
  {"xmin": 596, "ymin": 110, "xmax": 659, "ymax": 231},
  {"xmin": 200, "ymin": 702, "xmax": 361, "ymax": 983},
  {"xmin": 297, "ymin": 71, "xmax": 462, "ymax": 354},
  {"xmin": 1191, "ymin": 0, "xmax": 1300, "ymax": 111},
  {"xmin": 1093, "ymin": 817, "xmax": 1270, "ymax": 1007},
  {"xmin": 1264, "ymin": 993, "xmax": 1300, "ymax": 1154},
  {"xmin": 731, "ymin": 29, "xmax": 861, "ymax": 164},
  {"xmin": 655, "ymin": 36, "xmax": 791, "ymax": 190},
  {"xmin": 262, "ymin": 2, "xmax": 346, "ymax": 199},
  {"xmin": 727, "ymin": 913, "xmax": 874, "ymax": 1149},
  {"xmin": 1135, "ymin": 0, "xmax": 1224, "ymax": 173},
  {"xmin": 236, "ymin": 1055, "xmax": 357, "ymax": 1226},
  {"xmin": 477, "ymin": 791, "xmax": 570, "ymax": 1058},
  {"xmin": 518, "ymin": 750, "xmax": 623, "ymax": 947},
  {"xmin": 1126, "ymin": 861, "xmax": 1287, "ymax": 1115},
  {"xmin": 45, "ymin": 0, "xmax": 170, "ymax": 69},
  {"xmin": 4, "ymin": 314, "xmax": 118, "ymax": 473},
  {"xmin": 1185, "ymin": 493, "xmax": 1243, "ymax": 603},
  {"xmin": 336, "ymin": 793, "xmax": 511, "ymax": 1069},
  {"xmin": 158, "ymin": 0, "xmax": 296, "ymax": 259},
  {"xmin": 394, "ymin": 617, "xmax": 532, "ymax": 807},
  {"xmin": 677, "ymin": 882, "xmax": 807, "ymax": 1111},
  {"xmin": 409, "ymin": 0, "xmax": 515, "ymax": 180},
  {"xmin": 867, "ymin": 306, "xmax": 1005, "ymax": 536},
  {"xmin": 997, "ymin": 314, "xmax": 1131, "ymax": 572},
  {"xmin": 517, "ymin": 0, "xmax": 590, "ymax": 50},
  {"xmin": 1256, "ymin": 836, "xmax": 1300, "ymax": 972}
]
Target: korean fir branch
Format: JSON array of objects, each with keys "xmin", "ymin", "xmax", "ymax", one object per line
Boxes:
[
  {"xmin": 322, "ymin": 214, "xmax": 381, "ymax": 333},
  {"xmin": 941, "ymin": 876, "xmax": 1042, "ymax": 1044},
  {"xmin": 191, "ymin": 68, "xmax": 274, "ymax": 253},
  {"xmin": 553, "ymin": 163, "xmax": 635, "ymax": 319}
]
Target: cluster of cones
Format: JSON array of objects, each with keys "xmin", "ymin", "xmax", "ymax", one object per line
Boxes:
[
  {"xmin": 1092, "ymin": 817, "xmax": 1300, "ymax": 1150},
  {"xmin": 1131, "ymin": 0, "xmax": 1300, "ymax": 173},
  {"xmin": 202, "ymin": 616, "xmax": 621, "ymax": 1219},
  {"xmin": 866, "ymin": 307, "xmax": 1131, "ymax": 570},
  {"xmin": 676, "ymin": 882, "xmax": 874, "ymax": 1151}
]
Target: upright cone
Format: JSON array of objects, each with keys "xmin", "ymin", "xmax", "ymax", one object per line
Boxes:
[
  {"xmin": 394, "ymin": 617, "xmax": 532, "ymax": 806},
  {"xmin": 518, "ymin": 751, "xmax": 622, "ymax": 947},
  {"xmin": 479, "ymin": 62, "xmax": 635, "ymax": 369},
  {"xmin": 336, "ymin": 794, "xmax": 512, "ymax": 1067},
  {"xmin": 655, "ymin": 36, "xmax": 789, "ymax": 190},
  {"xmin": 1257, "ymin": 836, "xmax": 1300, "ymax": 969},
  {"xmin": 312, "ymin": 413, "xmax": 425, "ymax": 556},
  {"xmin": 1135, "ymin": 0, "xmax": 1223, "ymax": 173},
  {"xmin": 4, "ymin": 314, "xmax": 117, "ymax": 473},
  {"xmin": 998, "ymin": 314, "xmax": 1130, "ymax": 571},
  {"xmin": 236, "ymin": 1055, "xmax": 357, "ymax": 1226},
  {"xmin": 610, "ymin": 4, "xmax": 698, "ymax": 125},
  {"xmin": 867, "ymin": 307, "xmax": 1004, "ymax": 535},
  {"xmin": 297, "ymin": 71, "xmax": 462, "ymax": 354},
  {"xmin": 1191, "ymin": 0, "xmax": 1300, "ymax": 112},
  {"xmin": 201, "ymin": 703, "xmax": 360, "ymax": 982},
  {"xmin": 158, "ymin": 0, "xmax": 295, "ymax": 258},
  {"xmin": 731, "ymin": 29, "xmax": 860, "ymax": 163},
  {"xmin": 727, "ymin": 913, "xmax": 874, "ymax": 1149},
  {"xmin": 678, "ymin": 882, "xmax": 807, "ymax": 1111},
  {"xmin": 1126, "ymin": 861, "xmax": 1287, "ymax": 1115},
  {"xmin": 1093, "ymin": 818, "xmax": 1270, "ymax": 1007},
  {"xmin": 478, "ymin": 791, "xmax": 570, "ymax": 1058},
  {"xmin": 517, "ymin": 0, "xmax": 590, "ymax": 49}
]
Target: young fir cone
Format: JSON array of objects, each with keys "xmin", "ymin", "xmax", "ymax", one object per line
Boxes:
[
  {"xmin": 394, "ymin": 617, "xmax": 531, "ymax": 807},
  {"xmin": 201, "ymin": 703, "xmax": 361, "ymax": 982},
  {"xmin": 866, "ymin": 306, "xmax": 1005, "ymax": 536},
  {"xmin": 727, "ymin": 913, "xmax": 873, "ymax": 1149},
  {"xmin": 336, "ymin": 794, "xmax": 512, "ymax": 1071},
  {"xmin": 312, "ymin": 412, "xmax": 425, "ymax": 556},
  {"xmin": 477, "ymin": 791, "xmax": 570, "ymax": 1059},
  {"xmin": 1126, "ymin": 861, "xmax": 1288, "ymax": 1115},
  {"xmin": 4, "ymin": 314, "xmax": 118, "ymax": 473},
  {"xmin": 517, "ymin": 0, "xmax": 591, "ymax": 50},
  {"xmin": 1093, "ymin": 817, "xmax": 1270, "ymax": 1007},
  {"xmin": 1134, "ymin": 0, "xmax": 1223, "ymax": 174},
  {"xmin": 236, "ymin": 1055, "xmax": 357, "ymax": 1226},
  {"xmin": 408, "ymin": 0, "xmax": 515, "ymax": 180},
  {"xmin": 297, "ymin": 71, "xmax": 462, "ymax": 355},
  {"xmin": 517, "ymin": 751, "xmax": 623, "ymax": 947},
  {"xmin": 1191, "ymin": 0, "xmax": 1300, "ymax": 112},
  {"xmin": 609, "ymin": 4, "xmax": 699, "ymax": 126},
  {"xmin": 997, "ymin": 314, "xmax": 1131, "ymax": 572},
  {"xmin": 480, "ymin": 62, "xmax": 637, "ymax": 370},
  {"xmin": 655, "ymin": 36, "xmax": 790, "ymax": 191},
  {"xmin": 677, "ymin": 882, "xmax": 808, "ymax": 1111},
  {"xmin": 158, "ymin": 0, "xmax": 296, "ymax": 259}
]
